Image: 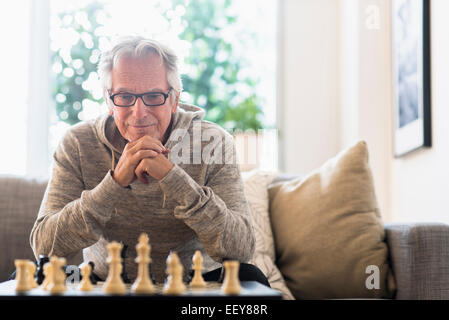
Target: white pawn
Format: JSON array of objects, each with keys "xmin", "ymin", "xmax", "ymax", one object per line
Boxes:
[
  {"xmin": 42, "ymin": 262, "xmax": 52, "ymax": 290},
  {"xmin": 163, "ymin": 252, "xmax": 186, "ymax": 295},
  {"xmin": 14, "ymin": 259, "xmax": 31, "ymax": 293},
  {"xmin": 26, "ymin": 261, "xmax": 39, "ymax": 289},
  {"xmin": 104, "ymin": 241, "xmax": 126, "ymax": 295},
  {"xmin": 48, "ymin": 256, "xmax": 67, "ymax": 294},
  {"xmin": 78, "ymin": 263, "xmax": 94, "ymax": 292},
  {"xmin": 221, "ymin": 260, "xmax": 242, "ymax": 295},
  {"xmin": 190, "ymin": 250, "xmax": 206, "ymax": 288},
  {"xmin": 131, "ymin": 233, "xmax": 155, "ymax": 294}
]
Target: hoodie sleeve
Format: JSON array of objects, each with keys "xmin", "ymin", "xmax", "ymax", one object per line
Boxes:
[
  {"xmin": 30, "ymin": 130, "xmax": 131, "ymax": 259},
  {"xmin": 158, "ymin": 135, "xmax": 256, "ymax": 264}
]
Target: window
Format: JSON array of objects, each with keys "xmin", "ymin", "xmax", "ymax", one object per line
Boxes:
[
  {"xmin": 0, "ymin": 1, "xmax": 31, "ymax": 175},
  {"xmin": 3, "ymin": 0, "xmax": 277, "ymax": 177}
]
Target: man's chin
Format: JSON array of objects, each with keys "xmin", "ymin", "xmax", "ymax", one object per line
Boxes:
[{"xmin": 127, "ymin": 130, "xmax": 160, "ymax": 142}]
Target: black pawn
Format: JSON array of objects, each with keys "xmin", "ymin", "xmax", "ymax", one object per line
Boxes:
[
  {"xmin": 148, "ymin": 261, "xmax": 157, "ymax": 284},
  {"xmin": 78, "ymin": 261, "xmax": 99, "ymax": 285},
  {"xmin": 35, "ymin": 255, "xmax": 49, "ymax": 285},
  {"xmin": 120, "ymin": 242, "xmax": 131, "ymax": 284},
  {"xmin": 87, "ymin": 261, "xmax": 99, "ymax": 284}
]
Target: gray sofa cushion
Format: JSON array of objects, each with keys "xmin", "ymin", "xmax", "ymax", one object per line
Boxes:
[
  {"xmin": 385, "ymin": 223, "xmax": 449, "ymax": 299},
  {"xmin": 0, "ymin": 175, "xmax": 47, "ymax": 281}
]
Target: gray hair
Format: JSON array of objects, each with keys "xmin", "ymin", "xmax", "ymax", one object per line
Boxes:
[{"xmin": 98, "ymin": 36, "xmax": 183, "ymax": 98}]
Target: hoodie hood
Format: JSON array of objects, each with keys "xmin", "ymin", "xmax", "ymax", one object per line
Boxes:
[{"xmin": 94, "ymin": 103, "xmax": 205, "ymax": 162}]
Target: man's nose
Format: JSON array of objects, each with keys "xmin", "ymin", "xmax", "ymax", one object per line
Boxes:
[{"xmin": 132, "ymin": 97, "xmax": 147, "ymax": 117}]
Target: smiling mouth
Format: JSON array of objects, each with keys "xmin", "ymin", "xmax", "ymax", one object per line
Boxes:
[{"xmin": 130, "ymin": 124, "xmax": 156, "ymax": 128}]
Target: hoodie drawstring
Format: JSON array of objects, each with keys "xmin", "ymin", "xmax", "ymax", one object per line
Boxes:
[
  {"xmin": 161, "ymin": 153, "xmax": 169, "ymax": 208},
  {"xmin": 111, "ymin": 150, "xmax": 115, "ymax": 171}
]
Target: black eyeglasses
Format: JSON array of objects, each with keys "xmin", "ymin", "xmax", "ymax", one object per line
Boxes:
[{"xmin": 109, "ymin": 89, "xmax": 172, "ymax": 107}]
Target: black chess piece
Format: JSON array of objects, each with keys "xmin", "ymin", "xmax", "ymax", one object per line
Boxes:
[
  {"xmin": 186, "ymin": 269, "xmax": 193, "ymax": 285},
  {"xmin": 87, "ymin": 261, "xmax": 99, "ymax": 285},
  {"xmin": 120, "ymin": 242, "xmax": 131, "ymax": 284},
  {"xmin": 148, "ymin": 260, "xmax": 157, "ymax": 284},
  {"xmin": 35, "ymin": 255, "xmax": 49, "ymax": 285},
  {"xmin": 75, "ymin": 261, "xmax": 100, "ymax": 285}
]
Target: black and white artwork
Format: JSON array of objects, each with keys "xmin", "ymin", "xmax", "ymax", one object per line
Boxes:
[{"xmin": 391, "ymin": 0, "xmax": 431, "ymax": 157}]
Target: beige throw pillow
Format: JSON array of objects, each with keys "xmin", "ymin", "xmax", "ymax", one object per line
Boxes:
[
  {"xmin": 242, "ymin": 170, "xmax": 295, "ymax": 300},
  {"xmin": 269, "ymin": 141, "xmax": 396, "ymax": 299}
]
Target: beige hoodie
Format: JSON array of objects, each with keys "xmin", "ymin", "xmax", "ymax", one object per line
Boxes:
[{"xmin": 30, "ymin": 103, "xmax": 255, "ymax": 282}]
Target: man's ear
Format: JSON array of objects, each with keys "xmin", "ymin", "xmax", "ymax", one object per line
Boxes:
[
  {"xmin": 104, "ymin": 88, "xmax": 113, "ymax": 115},
  {"xmin": 171, "ymin": 92, "xmax": 180, "ymax": 113}
]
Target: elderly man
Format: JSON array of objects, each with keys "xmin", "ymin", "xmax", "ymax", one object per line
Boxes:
[{"xmin": 30, "ymin": 36, "xmax": 267, "ymax": 286}]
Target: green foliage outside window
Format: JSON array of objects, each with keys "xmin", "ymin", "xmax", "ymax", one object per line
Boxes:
[
  {"xmin": 51, "ymin": 2, "xmax": 105, "ymax": 125},
  {"xmin": 51, "ymin": 0, "xmax": 264, "ymax": 131}
]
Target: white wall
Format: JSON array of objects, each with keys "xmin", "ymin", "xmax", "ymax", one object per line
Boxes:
[
  {"xmin": 27, "ymin": 0, "xmax": 51, "ymax": 179},
  {"xmin": 279, "ymin": 0, "xmax": 392, "ymax": 220},
  {"xmin": 353, "ymin": 0, "xmax": 394, "ymax": 222},
  {"xmin": 278, "ymin": 0, "xmax": 340, "ymax": 175},
  {"xmin": 279, "ymin": 0, "xmax": 449, "ymax": 224},
  {"xmin": 347, "ymin": 0, "xmax": 449, "ymax": 224},
  {"xmin": 390, "ymin": 0, "xmax": 449, "ymax": 223},
  {"xmin": 0, "ymin": 1, "xmax": 31, "ymax": 176}
]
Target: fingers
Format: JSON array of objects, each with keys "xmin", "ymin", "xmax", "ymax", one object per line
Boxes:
[
  {"xmin": 126, "ymin": 135, "xmax": 162, "ymax": 148},
  {"xmin": 117, "ymin": 136, "xmax": 171, "ymax": 186},
  {"xmin": 126, "ymin": 136, "xmax": 167, "ymax": 155},
  {"xmin": 134, "ymin": 153, "xmax": 173, "ymax": 183},
  {"xmin": 123, "ymin": 137, "xmax": 168, "ymax": 166},
  {"xmin": 135, "ymin": 159, "xmax": 149, "ymax": 184},
  {"xmin": 134, "ymin": 149, "xmax": 160, "ymax": 160}
]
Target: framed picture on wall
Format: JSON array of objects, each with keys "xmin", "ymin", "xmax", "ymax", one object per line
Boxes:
[{"xmin": 391, "ymin": 0, "xmax": 431, "ymax": 157}]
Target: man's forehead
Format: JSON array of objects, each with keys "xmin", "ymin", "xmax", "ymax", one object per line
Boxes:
[
  {"xmin": 111, "ymin": 54, "xmax": 168, "ymax": 91},
  {"xmin": 114, "ymin": 52, "xmax": 164, "ymax": 69},
  {"xmin": 112, "ymin": 68, "xmax": 166, "ymax": 80},
  {"xmin": 113, "ymin": 86, "xmax": 167, "ymax": 93}
]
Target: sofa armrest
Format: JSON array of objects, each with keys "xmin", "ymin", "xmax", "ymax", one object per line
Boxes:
[{"xmin": 384, "ymin": 223, "xmax": 449, "ymax": 299}]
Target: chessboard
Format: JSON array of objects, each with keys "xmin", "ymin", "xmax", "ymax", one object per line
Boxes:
[
  {"xmin": 0, "ymin": 280, "xmax": 281, "ymax": 300},
  {"xmin": 2, "ymin": 233, "xmax": 282, "ymax": 301}
]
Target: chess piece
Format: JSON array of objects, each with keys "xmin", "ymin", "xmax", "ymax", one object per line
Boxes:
[
  {"xmin": 87, "ymin": 261, "xmax": 98, "ymax": 285},
  {"xmin": 163, "ymin": 251, "xmax": 186, "ymax": 295},
  {"xmin": 131, "ymin": 233, "xmax": 155, "ymax": 294},
  {"xmin": 78, "ymin": 261, "xmax": 98, "ymax": 285},
  {"xmin": 42, "ymin": 262, "xmax": 52, "ymax": 290},
  {"xmin": 78, "ymin": 263, "xmax": 94, "ymax": 292},
  {"xmin": 120, "ymin": 242, "xmax": 131, "ymax": 284},
  {"xmin": 35, "ymin": 255, "xmax": 49, "ymax": 285},
  {"xmin": 104, "ymin": 241, "xmax": 126, "ymax": 294},
  {"xmin": 48, "ymin": 256, "xmax": 67, "ymax": 294},
  {"xmin": 26, "ymin": 261, "xmax": 39, "ymax": 289},
  {"xmin": 221, "ymin": 260, "xmax": 241, "ymax": 295},
  {"xmin": 190, "ymin": 250, "xmax": 206, "ymax": 288},
  {"xmin": 148, "ymin": 260, "xmax": 157, "ymax": 284},
  {"xmin": 14, "ymin": 259, "xmax": 32, "ymax": 292}
]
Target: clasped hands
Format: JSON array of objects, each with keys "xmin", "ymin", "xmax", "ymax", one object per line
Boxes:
[{"xmin": 112, "ymin": 135, "xmax": 173, "ymax": 187}]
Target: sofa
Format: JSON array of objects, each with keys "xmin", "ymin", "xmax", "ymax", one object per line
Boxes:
[
  {"xmin": 1, "ymin": 142, "xmax": 449, "ymax": 299},
  {"xmin": 1, "ymin": 173, "xmax": 449, "ymax": 299}
]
